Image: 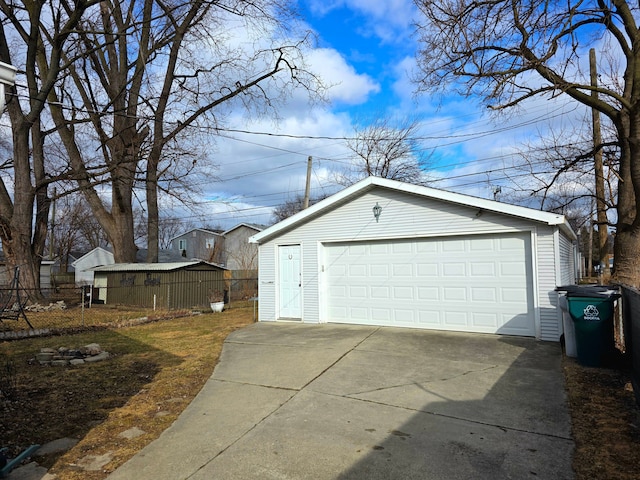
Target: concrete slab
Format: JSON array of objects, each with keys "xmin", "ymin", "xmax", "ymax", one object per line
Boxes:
[
  {"xmin": 107, "ymin": 323, "xmax": 574, "ymax": 480},
  {"xmin": 226, "ymin": 322, "xmax": 377, "ymax": 349},
  {"xmin": 212, "ymin": 342, "xmax": 352, "ymax": 390},
  {"xmin": 107, "ymin": 380, "xmax": 295, "ymax": 480},
  {"xmin": 35, "ymin": 438, "xmax": 79, "ymax": 456},
  {"xmin": 5, "ymin": 462, "xmax": 56, "ymax": 480},
  {"xmin": 191, "ymin": 390, "xmax": 573, "ymax": 480},
  {"xmin": 308, "ymin": 343, "xmax": 570, "ymax": 437}
]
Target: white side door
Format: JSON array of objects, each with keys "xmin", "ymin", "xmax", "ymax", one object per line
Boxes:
[{"xmin": 279, "ymin": 245, "xmax": 302, "ymax": 319}]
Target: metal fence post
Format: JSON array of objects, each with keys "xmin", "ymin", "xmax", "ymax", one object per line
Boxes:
[{"xmin": 81, "ymin": 285, "xmax": 85, "ymax": 327}]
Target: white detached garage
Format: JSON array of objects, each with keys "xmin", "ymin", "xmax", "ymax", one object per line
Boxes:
[{"xmin": 250, "ymin": 177, "xmax": 576, "ymax": 341}]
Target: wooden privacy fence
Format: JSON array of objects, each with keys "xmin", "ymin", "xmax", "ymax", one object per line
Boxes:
[{"xmin": 620, "ymin": 285, "xmax": 640, "ymax": 406}]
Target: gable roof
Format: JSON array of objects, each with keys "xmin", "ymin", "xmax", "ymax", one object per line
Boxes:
[
  {"xmin": 91, "ymin": 260, "xmax": 227, "ymax": 272},
  {"xmin": 136, "ymin": 249, "xmax": 186, "ymax": 263},
  {"xmin": 250, "ymin": 176, "xmax": 576, "ymax": 244},
  {"xmin": 222, "ymin": 223, "xmax": 264, "ymax": 236},
  {"xmin": 169, "ymin": 228, "xmax": 223, "ymax": 243},
  {"xmin": 70, "ymin": 247, "xmax": 114, "ymax": 267}
]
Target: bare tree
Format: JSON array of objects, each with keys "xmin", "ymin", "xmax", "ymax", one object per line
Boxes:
[
  {"xmin": 50, "ymin": 194, "xmax": 108, "ymax": 271},
  {"xmin": 0, "ymin": 0, "xmax": 325, "ymax": 276},
  {"xmin": 0, "ymin": 0, "xmax": 98, "ymax": 296},
  {"xmin": 335, "ymin": 117, "xmax": 430, "ymax": 186},
  {"xmin": 158, "ymin": 217, "xmax": 194, "ymax": 250},
  {"xmin": 272, "ymin": 194, "xmax": 328, "ymax": 223},
  {"xmin": 414, "ymin": 0, "xmax": 640, "ymax": 287}
]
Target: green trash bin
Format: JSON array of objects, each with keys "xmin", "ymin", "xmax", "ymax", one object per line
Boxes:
[{"xmin": 566, "ymin": 294, "xmax": 617, "ymax": 367}]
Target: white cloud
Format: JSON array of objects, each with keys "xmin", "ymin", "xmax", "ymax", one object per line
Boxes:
[
  {"xmin": 307, "ymin": 48, "xmax": 380, "ymax": 105},
  {"xmin": 305, "ymin": 0, "xmax": 417, "ymax": 44}
]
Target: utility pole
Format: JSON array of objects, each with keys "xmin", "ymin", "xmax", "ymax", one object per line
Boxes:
[
  {"xmin": 588, "ymin": 199, "xmax": 594, "ymax": 278},
  {"xmin": 590, "ymin": 49, "xmax": 610, "ymax": 277},
  {"xmin": 303, "ymin": 156, "xmax": 312, "ymax": 209}
]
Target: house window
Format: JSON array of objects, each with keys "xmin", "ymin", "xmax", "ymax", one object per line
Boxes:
[
  {"xmin": 206, "ymin": 237, "xmax": 215, "ymax": 249},
  {"xmin": 178, "ymin": 239, "xmax": 186, "ymax": 250}
]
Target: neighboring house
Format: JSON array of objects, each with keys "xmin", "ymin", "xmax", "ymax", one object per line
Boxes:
[
  {"xmin": 250, "ymin": 176, "xmax": 577, "ymax": 342},
  {"xmin": 136, "ymin": 249, "xmax": 186, "ymax": 263},
  {"xmin": 91, "ymin": 261, "xmax": 227, "ymax": 309},
  {"xmin": 71, "ymin": 247, "xmax": 115, "ymax": 286},
  {"xmin": 170, "ymin": 229, "xmax": 224, "ymax": 264},
  {"xmin": 222, "ymin": 223, "xmax": 262, "ymax": 271}
]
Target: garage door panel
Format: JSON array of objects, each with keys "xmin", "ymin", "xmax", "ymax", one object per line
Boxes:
[
  {"xmin": 443, "ymin": 262, "xmax": 466, "ymax": 276},
  {"xmin": 370, "ymin": 264, "xmax": 389, "ymax": 277},
  {"xmin": 349, "ymin": 264, "xmax": 367, "ymax": 277},
  {"xmin": 470, "ymin": 238, "xmax": 494, "ymax": 251},
  {"xmin": 470, "ymin": 262, "xmax": 496, "ymax": 276},
  {"xmin": 372, "ymin": 309, "xmax": 391, "ymax": 321},
  {"xmin": 418, "ymin": 311, "xmax": 441, "ymax": 325},
  {"xmin": 392, "ymin": 286, "xmax": 414, "ymax": 300},
  {"xmin": 417, "ymin": 263, "xmax": 438, "ymax": 276},
  {"xmin": 500, "ymin": 237, "xmax": 523, "ymax": 250},
  {"xmin": 416, "ymin": 242, "xmax": 437, "ymax": 253},
  {"xmin": 501, "ymin": 287, "xmax": 528, "ymax": 303},
  {"xmin": 501, "ymin": 262, "xmax": 526, "ymax": 276},
  {"xmin": 443, "ymin": 287, "xmax": 467, "ymax": 301},
  {"xmin": 392, "ymin": 242, "xmax": 412, "ymax": 254},
  {"xmin": 418, "ymin": 287, "xmax": 439, "ymax": 301},
  {"xmin": 349, "ymin": 286, "xmax": 367, "ymax": 298},
  {"xmin": 324, "ymin": 233, "xmax": 535, "ymax": 336},
  {"xmin": 472, "ymin": 312, "xmax": 499, "ymax": 328},
  {"xmin": 370, "ymin": 243, "xmax": 389, "ymax": 254},
  {"xmin": 443, "ymin": 239, "xmax": 465, "ymax": 252},
  {"xmin": 371, "ymin": 286, "xmax": 390, "ymax": 298},
  {"xmin": 471, "ymin": 287, "xmax": 497, "ymax": 302},
  {"xmin": 395, "ymin": 310, "xmax": 415, "ymax": 322},
  {"xmin": 444, "ymin": 311, "xmax": 469, "ymax": 326}
]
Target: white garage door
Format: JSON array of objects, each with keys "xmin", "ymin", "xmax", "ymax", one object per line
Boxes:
[{"xmin": 324, "ymin": 233, "xmax": 535, "ymax": 336}]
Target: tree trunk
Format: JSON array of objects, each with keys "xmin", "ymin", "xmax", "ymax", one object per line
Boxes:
[
  {"xmin": 611, "ymin": 112, "xmax": 640, "ymax": 287},
  {"xmin": 613, "ymin": 228, "xmax": 640, "ymax": 286},
  {"xmin": 2, "ymin": 124, "xmax": 43, "ymax": 299},
  {"xmin": 146, "ymin": 148, "xmax": 160, "ymax": 263},
  {"xmin": 109, "ymin": 168, "xmax": 138, "ymax": 263}
]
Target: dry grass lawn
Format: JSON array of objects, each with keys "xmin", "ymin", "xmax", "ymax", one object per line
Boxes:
[
  {"xmin": 0, "ymin": 304, "xmax": 253, "ymax": 479},
  {"xmin": 1, "ymin": 308, "xmax": 639, "ymax": 480}
]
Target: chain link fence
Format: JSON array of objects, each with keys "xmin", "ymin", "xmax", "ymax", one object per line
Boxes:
[{"xmin": 0, "ymin": 275, "xmax": 258, "ymax": 339}]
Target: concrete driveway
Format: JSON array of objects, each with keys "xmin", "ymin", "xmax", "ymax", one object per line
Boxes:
[{"xmin": 108, "ymin": 323, "xmax": 574, "ymax": 480}]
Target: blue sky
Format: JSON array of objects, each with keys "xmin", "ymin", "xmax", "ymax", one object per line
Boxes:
[{"xmin": 181, "ymin": 0, "xmax": 587, "ymax": 229}]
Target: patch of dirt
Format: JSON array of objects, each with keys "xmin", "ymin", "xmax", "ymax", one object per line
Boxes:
[
  {"xmin": 0, "ymin": 306, "xmax": 253, "ymax": 479},
  {"xmin": 563, "ymin": 357, "xmax": 640, "ymax": 480}
]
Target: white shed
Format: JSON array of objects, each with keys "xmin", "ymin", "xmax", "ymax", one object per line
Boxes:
[
  {"xmin": 250, "ymin": 177, "xmax": 577, "ymax": 341},
  {"xmin": 71, "ymin": 247, "xmax": 115, "ymax": 286}
]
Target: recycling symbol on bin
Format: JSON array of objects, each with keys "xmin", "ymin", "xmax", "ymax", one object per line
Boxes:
[{"xmin": 583, "ymin": 304, "xmax": 600, "ymax": 321}]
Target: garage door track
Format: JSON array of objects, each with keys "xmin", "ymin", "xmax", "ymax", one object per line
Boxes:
[{"xmin": 108, "ymin": 323, "xmax": 574, "ymax": 479}]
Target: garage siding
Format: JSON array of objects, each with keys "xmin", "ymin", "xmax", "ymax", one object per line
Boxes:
[
  {"xmin": 537, "ymin": 230, "xmax": 561, "ymax": 340},
  {"xmin": 257, "ymin": 244, "xmax": 276, "ymax": 320},
  {"xmin": 559, "ymin": 233, "xmax": 576, "ymax": 286}
]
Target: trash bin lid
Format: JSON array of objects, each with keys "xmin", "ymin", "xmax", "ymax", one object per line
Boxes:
[{"xmin": 555, "ymin": 284, "xmax": 620, "ymax": 299}]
